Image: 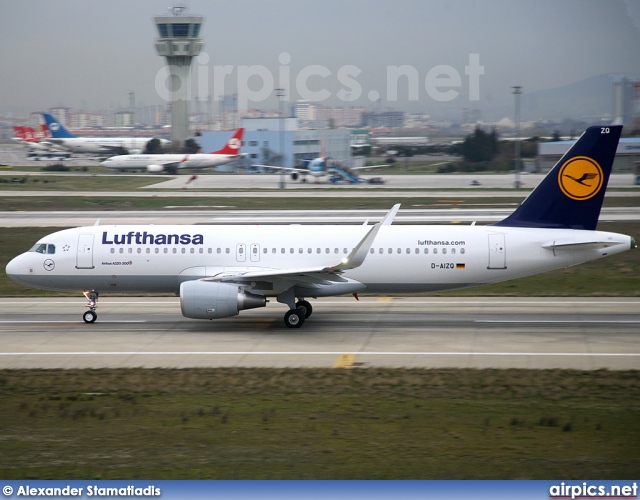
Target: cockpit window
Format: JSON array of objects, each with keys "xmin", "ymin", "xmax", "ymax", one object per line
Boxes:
[
  {"xmin": 30, "ymin": 243, "xmax": 47, "ymax": 254},
  {"xmin": 29, "ymin": 243, "xmax": 55, "ymax": 254}
]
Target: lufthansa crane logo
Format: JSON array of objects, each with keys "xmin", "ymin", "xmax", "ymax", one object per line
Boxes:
[
  {"xmin": 227, "ymin": 138, "xmax": 241, "ymax": 150},
  {"xmin": 558, "ymin": 156, "xmax": 603, "ymax": 201}
]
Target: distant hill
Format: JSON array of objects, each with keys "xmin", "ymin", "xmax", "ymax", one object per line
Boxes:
[{"xmin": 521, "ymin": 73, "xmax": 624, "ymax": 122}]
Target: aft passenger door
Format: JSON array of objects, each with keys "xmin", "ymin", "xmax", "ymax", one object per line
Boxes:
[{"xmin": 487, "ymin": 233, "xmax": 506, "ymax": 269}]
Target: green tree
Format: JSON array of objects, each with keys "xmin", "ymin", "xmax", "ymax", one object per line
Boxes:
[{"xmin": 461, "ymin": 127, "xmax": 499, "ymax": 163}]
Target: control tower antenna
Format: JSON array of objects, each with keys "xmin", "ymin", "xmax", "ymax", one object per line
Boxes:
[{"xmin": 153, "ymin": 5, "xmax": 204, "ymax": 149}]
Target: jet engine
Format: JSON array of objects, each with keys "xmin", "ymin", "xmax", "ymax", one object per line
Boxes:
[
  {"xmin": 147, "ymin": 164, "xmax": 165, "ymax": 173},
  {"xmin": 180, "ymin": 280, "xmax": 266, "ymax": 319}
]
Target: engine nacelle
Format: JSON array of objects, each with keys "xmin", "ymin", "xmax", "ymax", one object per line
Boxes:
[
  {"xmin": 147, "ymin": 164, "xmax": 165, "ymax": 173},
  {"xmin": 180, "ymin": 280, "xmax": 266, "ymax": 320}
]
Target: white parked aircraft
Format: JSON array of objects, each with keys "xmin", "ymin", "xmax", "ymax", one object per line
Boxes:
[
  {"xmin": 42, "ymin": 113, "xmax": 171, "ymax": 154},
  {"xmin": 6, "ymin": 126, "xmax": 635, "ymax": 328},
  {"xmin": 255, "ymin": 157, "xmax": 386, "ymax": 184},
  {"xmin": 101, "ymin": 128, "xmax": 244, "ymax": 174},
  {"xmin": 12, "ymin": 126, "xmax": 70, "ymax": 157}
]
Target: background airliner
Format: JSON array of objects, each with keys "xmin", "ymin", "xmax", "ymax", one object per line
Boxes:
[
  {"xmin": 6, "ymin": 126, "xmax": 635, "ymax": 328},
  {"xmin": 42, "ymin": 113, "xmax": 171, "ymax": 154},
  {"xmin": 101, "ymin": 128, "xmax": 244, "ymax": 173},
  {"xmin": 255, "ymin": 157, "xmax": 387, "ymax": 184}
]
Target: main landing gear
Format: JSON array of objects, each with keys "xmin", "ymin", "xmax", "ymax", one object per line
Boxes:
[
  {"xmin": 278, "ymin": 291, "xmax": 314, "ymax": 328},
  {"xmin": 82, "ymin": 290, "xmax": 98, "ymax": 323},
  {"xmin": 283, "ymin": 300, "xmax": 313, "ymax": 328}
]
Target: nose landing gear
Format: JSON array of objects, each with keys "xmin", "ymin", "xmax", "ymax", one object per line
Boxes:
[{"xmin": 82, "ymin": 290, "xmax": 98, "ymax": 323}]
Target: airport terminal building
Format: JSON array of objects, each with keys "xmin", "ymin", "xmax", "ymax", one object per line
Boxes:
[
  {"xmin": 200, "ymin": 118, "xmax": 351, "ymax": 172},
  {"xmin": 538, "ymin": 137, "xmax": 640, "ymax": 173}
]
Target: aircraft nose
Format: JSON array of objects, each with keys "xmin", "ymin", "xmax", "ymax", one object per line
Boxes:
[
  {"xmin": 5, "ymin": 254, "xmax": 29, "ymax": 285},
  {"xmin": 6, "ymin": 255, "xmax": 21, "ymax": 281}
]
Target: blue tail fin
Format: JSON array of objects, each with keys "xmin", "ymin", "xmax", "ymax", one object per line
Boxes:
[
  {"xmin": 493, "ymin": 125, "xmax": 622, "ymax": 230},
  {"xmin": 41, "ymin": 114, "xmax": 76, "ymax": 139}
]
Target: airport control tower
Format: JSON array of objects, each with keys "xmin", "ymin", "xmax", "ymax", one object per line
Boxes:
[{"xmin": 153, "ymin": 6, "xmax": 204, "ymax": 148}]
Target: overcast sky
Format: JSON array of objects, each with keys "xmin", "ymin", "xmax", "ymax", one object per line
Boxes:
[{"xmin": 1, "ymin": 0, "xmax": 640, "ymax": 119}]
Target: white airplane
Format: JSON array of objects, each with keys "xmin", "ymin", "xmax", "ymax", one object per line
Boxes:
[
  {"xmin": 255, "ymin": 157, "xmax": 387, "ymax": 184},
  {"xmin": 12, "ymin": 126, "xmax": 71, "ymax": 159},
  {"xmin": 6, "ymin": 126, "xmax": 635, "ymax": 328},
  {"xmin": 101, "ymin": 128, "xmax": 244, "ymax": 174},
  {"xmin": 42, "ymin": 113, "xmax": 171, "ymax": 154}
]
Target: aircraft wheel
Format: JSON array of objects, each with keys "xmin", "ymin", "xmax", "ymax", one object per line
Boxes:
[
  {"xmin": 83, "ymin": 310, "xmax": 97, "ymax": 324},
  {"xmin": 296, "ymin": 300, "xmax": 313, "ymax": 319},
  {"xmin": 284, "ymin": 309, "xmax": 305, "ymax": 328}
]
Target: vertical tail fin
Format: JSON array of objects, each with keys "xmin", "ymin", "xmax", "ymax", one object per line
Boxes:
[
  {"xmin": 41, "ymin": 114, "xmax": 76, "ymax": 139},
  {"xmin": 493, "ymin": 125, "xmax": 622, "ymax": 230},
  {"xmin": 12, "ymin": 126, "xmax": 26, "ymax": 140},
  {"xmin": 37, "ymin": 123, "xmax": 51, "ymax": 139},
  {"xmin": 23, "ymin": 127, "xmax": 38, "ymax": 142},
  {"xmin": 210, "ymin": 128, "xmax": 244, "ymax": 155},
  {"xmin": 18, "ymin": 127, "xmax": 39, "ymax": 142}
]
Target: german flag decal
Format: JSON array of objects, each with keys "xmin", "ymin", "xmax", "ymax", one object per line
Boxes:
[{"xmin": 456, "ymin": 263, "xmax": 466, "ymax": 269}]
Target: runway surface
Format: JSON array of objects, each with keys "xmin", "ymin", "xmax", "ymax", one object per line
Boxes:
[
  {"xmin": 1, "ymin": 297, "xmax": 638, "ymax": 370},
  {"xmin": 1, "ymin": 174, "xmax": 639, "ymax": 194},
  {"xmin": 2, "ymin": 206, "xmax": 639, "ymax": 227}
]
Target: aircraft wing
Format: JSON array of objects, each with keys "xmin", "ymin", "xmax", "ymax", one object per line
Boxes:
[
  {"xmin": 252, "ymin": 164, "xmax": 311, "ymax": 175},
  {"xmin": 157, "ymin": 161, "xmax": 184, "ymax": 170},
  {"xmin": 98, "ymin": 145, "xmax": 131, "ymax": 154},
  {"xmin": 216, "ymin": 267, "xmax": 351, "ymax": 287},
  {"xmin": 351, "ymin": 164, "xmax": 389, "ymax": 171},
  {"xmin": 48, "ymin": 140, "xmax": 131, "ymax": 154},
  {"xmin": 205, "ymin": 204, "xmax": 401, "ymax": 287}
]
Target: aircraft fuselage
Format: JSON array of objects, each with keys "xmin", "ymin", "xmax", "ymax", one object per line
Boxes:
[{"xmin": 7, "ymin": 224, "xmax": 632, "ymax": 296}]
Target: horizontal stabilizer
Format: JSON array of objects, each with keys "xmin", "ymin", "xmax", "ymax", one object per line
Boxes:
[{"xmin": 542, "ymin": 240, "xmax": 623, "ymax": 250}]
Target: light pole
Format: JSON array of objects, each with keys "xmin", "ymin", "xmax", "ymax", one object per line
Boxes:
[
  {"xmin": 512, "ymin": 86, "xmax": 523, "ymax": 188},
  {"xmin": 275, "ymin": 88, "xmax": 286, "ymax": 189}
]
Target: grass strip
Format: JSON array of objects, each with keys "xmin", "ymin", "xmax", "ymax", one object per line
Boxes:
[{"xmin": 0, "ymin": 368, "xmax": 637, "ymax": 479}]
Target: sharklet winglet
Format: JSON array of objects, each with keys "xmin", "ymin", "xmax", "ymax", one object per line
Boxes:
[{"xmin": 329, "ymin": 204, "xmax": 400, "ymax": 272}]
